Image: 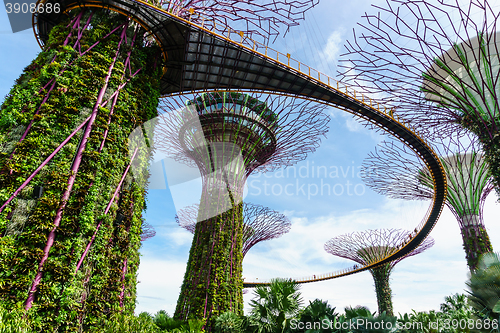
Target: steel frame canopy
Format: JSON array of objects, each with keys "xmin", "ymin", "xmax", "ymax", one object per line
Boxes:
[{"xmin": 33, "ymin": 0, "xmax": 447, "ymax": 286}]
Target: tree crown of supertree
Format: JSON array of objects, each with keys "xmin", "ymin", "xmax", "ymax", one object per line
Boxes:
[
  {"xmin": 338, "ymin": 0, "xmax": 500, "ymax": 138},
  {"xmin": 361, "ymin": 133, "xmax": 494, "ymax": 223},
  {"xmin": 141, "ymin": 222, "xmax": 156, "ymax": 242},
  {"xmin": 187, "ymin": 91, "xmax": 279, "ymax": 130},
  {"xmin": 324, "ymin": 229, "xmax": 434, "ymax": 269},
  {"xmin": 155, "ymin": 91, "xmax": 329, "ymax": 176},
  {"xmin": 176, "ymin": 202, "xmax": 291, "ymax": 257},
  {"xmin": 159, "ymin": 0, "xmax": 319, "ymax": 44}
]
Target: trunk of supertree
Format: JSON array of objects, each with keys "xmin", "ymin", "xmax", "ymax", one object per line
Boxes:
[
  {"xmin": 0, "ymin": 7, "xmax": 161, "ymax": 331},
  {"xmin": 459, "ymin": 215, "xmax": 493, "ymax": 271},
  {"xmin": 370, "ymin": 264, "xmax": 394, "ymax": 316},
  {"xmin": 174, "ymin": 200, "xmax": 244, "ymax": 330},
  {"xmin": 77, "ymin": 172, "xmax": 146, "ymax": 329}
]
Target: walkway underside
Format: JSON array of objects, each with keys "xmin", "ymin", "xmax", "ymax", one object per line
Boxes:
[{"xmin": 34, "ymin": 0, "xmax": 447, "ymax": 287}]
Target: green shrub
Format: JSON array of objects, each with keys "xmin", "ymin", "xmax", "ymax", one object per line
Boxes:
[
  {"xmin": 341, "ymin": 306, "xmax": 397, "ymax": 333},
  {"xmin": 249, "ymin": 278, "xmax": 303, "ymax": 333},
  {"xmin": 294, "ymin": 299, "xmax": 338, "ymax": 333},
  {"xmin": 153, "ymin": 310, "xmax": 184, "ymax": 331},
  {"xmin": 214, "ymin": 311, "xmax": 243, "ymax": 333},
  {"xmin": 89, "ymin": 312, "xmax": 160, "ymax": 332},
  {"xmin": 467, "ymin": 252, "xmax": 500, "ymax": 332}
]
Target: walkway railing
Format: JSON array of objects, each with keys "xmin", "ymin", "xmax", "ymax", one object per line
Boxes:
[{"xmin": 139, "ymin": 1, "xmax": 433, "ymax": 143}]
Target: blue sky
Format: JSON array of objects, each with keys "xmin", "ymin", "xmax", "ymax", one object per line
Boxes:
[{"xmin": 2, "ymin": 0, "xmax": 500, "ymax": 317}]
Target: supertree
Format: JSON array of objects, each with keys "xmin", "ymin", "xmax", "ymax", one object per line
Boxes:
[
  {"xmin": 175, "ymin": 202, "xmax": 292, "ymax": 257},
  {"xmin": 0, "ymin": 0, "xmax": 318, "ymax": 330},
  {"xmin": 362, "ymin": 134, "xmax": 494, "ymax": 270},
  {"xmin": 324, "ymin": 229, "xmax": 434, "ymax": 316},
  {"xmin": 154, "ymin": 90, "xmax": 329, "ymax": 325},
  {"xmin": 338, "ymin": 0, "xmax": 500, "ymax": 194}
]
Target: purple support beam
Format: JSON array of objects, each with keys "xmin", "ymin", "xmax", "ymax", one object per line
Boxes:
[
  {"xmin": 62, "ymin": 11, "xmax": 85, "ymax": 49},
  {"xmin": 75, "ymin": 147, "xmax": 139, "ymax": 273},
  {"xmin": 72, "ymin": 13, "xmax": 95, "ymax": 55},
  {"xmin": 16, "ymin": 13, "xmax": 87, "ymax": 149},
  {"xmin": 98, "ymin": 30, "xmax": 139, "ymax": 152},
  {"xmin": 18, "ymin": 16, "xmax": 121, "ymax": 127},
  {"xmin": 24, "ymin": 21, "xmax": 130, "ymax": 311}
]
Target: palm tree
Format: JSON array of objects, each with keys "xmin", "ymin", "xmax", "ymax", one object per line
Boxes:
[
  {"xmin": 440, "ymin": 294, "xmax": 470, "ymax": 314},
  {"xmin": 467, "ymin": 252, "xmax": 500, "ymax": 329},
  {"xmin": 249, "ymin": 278, "xmax": 303, "ymax": 333}
]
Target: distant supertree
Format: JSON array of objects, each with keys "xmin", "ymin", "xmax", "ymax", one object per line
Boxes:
[
  {"xmin": 160, "ymin": 0, "xmax": 319, "ymax": 43},
  {"xmin": 0, "ymin": 0, "xmax": 319, "ymax": 328},
  {"xmin": 325, "ymin": 229, "xmax": 434, "ymax": 316},
  {"xmin": 155, "ymin": 91, "xmax": 328, "ymax": 323},
  {"xmin": 339, "ymin": 0, "xmax": 500, "ymax": 194},
  {"xmin": 176, "ymin": 202, "xmax": 291, "ymax": 257},
  {"xmin": 141, "ymin": 222, "xmax": 156, "ymax": 242},
  {"xmin": 362, "ymin": 134, "xmax": 493, "ymax": 270}
]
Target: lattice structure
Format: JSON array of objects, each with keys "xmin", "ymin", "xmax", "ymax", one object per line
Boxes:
[
  {"xmin": 159, "ymin": 0, "xmax": 319, "ymax": 43},
  {"xmin": 158, "ymin": 92, "xmax": 329, "ymax": 173},
  {"xmin": 362, "ymin": 134, "xmax": 493, "ymax": 270},
  {"xmin": 155, "ymin": 90, "xmax": 328, "ymax": 322},
  {"xmin": 339, "ymin": 0, "xmax": 500, "ymax": 194},
  {"xmin": 325, "ymin": 229, "xmax": 434, "ymax": 316},
  {"xmin": 176, "ymin": 202, "xmax": 291, "ymax": 257}
]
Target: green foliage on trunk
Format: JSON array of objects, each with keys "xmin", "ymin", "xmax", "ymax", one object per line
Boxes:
[
  {"xmin": 370, "ymin": 265, "xmax": 394, "ymax": 317},
  {"xmin": 460, "ymin": 225, "xmax": 493, "ymax": 271},
  {"xmin": 0, "ymin": 8, "xmax": 162, "ymax": 331},
  {"xmin": 175, "ymin": 203, "xmax": 245, "ymax": 330}
]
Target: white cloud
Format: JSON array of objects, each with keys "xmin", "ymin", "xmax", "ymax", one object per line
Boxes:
[
  {"xmin": 137, "ymin": 194, "xmax": 500, "ymax": 316},
  {"xmin": 136, "ymin": 258, "xmax": 187, "ymax": 315},
  {"xmin": 319, "ymin": 30, "xmax": 344, "ymax": 70},
  {"xmin": 157, "ymin": 226, "xmax": 193, "ymax": 247}
]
